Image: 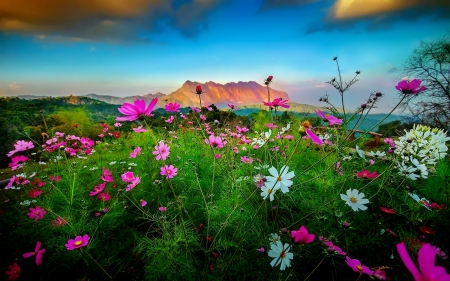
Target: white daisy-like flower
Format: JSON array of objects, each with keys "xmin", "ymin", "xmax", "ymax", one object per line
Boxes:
[
  {"xmin": 340, "ymin": 189, "xmax": 369, "ymax": 211},
  {"xmin": 268, "ymin": 241, "xmax": 294, "ymax": 271},
  {"xmin": 261, "ymin": 185, "xmax": 277, "ymax": 201},
  {"xmin": 355, "ymin": 145, "xmax": 365, "ymax": 159},
  {"xmin": 269, "ymin": 233, "xmax": 280, "ymax": 245},
  {"xmin": 89, "ymin": 167, "xmax": 98, "ymax": 171},
  {"xmin": 368, "ymin": 151, "xmax": 386, "ymax": 158},
  {"xmin": 251, "ymin": 129, "xmax": 272, "ymax": 147},
  {"xmin": 264, "ymin": 166, "xmax": 294, "ymax": 194}
]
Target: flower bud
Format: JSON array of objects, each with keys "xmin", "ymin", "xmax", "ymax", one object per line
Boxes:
[
  {"xmin": 361, "ymin": 104, "xmax": 367, "ymax": 109},
  {"xmin": 196, "ymin": 85, "xmax": 203, "ymax": 94}
]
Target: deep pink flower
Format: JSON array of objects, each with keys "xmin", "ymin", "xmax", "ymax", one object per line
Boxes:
[
  {"xmin": 263, "ymin": 98, "xmax": 290, "ymax": 109},
  {"xmin": 28, "ymin": 189, "xmax": 43, "ymax": 198},
  {"xmin": 126, "ymin": 177, "xmax": 140, "ymax": 191},
  {"xmin": 130, "ymin": 147, "xmax": 142, "ymax": 158},
  {"xmin": 215, "ymin": 153, "xmax": 221, "ymax": 159},
  {"xmin": 153, "ymin": 141, "xmax": 170, "ymax": 160},
  {"xmin": 22, "ymin": 241, "xmax": 46, "ymax": 265},
  {"xmin": 140, "ymin": 199, "xmax": 147, "ymax": 207},
  {"xmin": 240, "ymin": 156, "xmax": 253, "ymax": 164},
  {"xmin": 51, "ymin": 217, "xmax": 67, "ymax": 227},
  {"xmin": 27, "ymin": 206, "xmax": 46, "ymax": 220},
  {"xmin": 98, "ymin": 192, "xmax": 111, "ymax": 201},
  {"xmin": 205, "ymin": 135, "xmax": 227, "ymax": 148},
  {"xmin": 160, "ymin": 165, "xmax": 178, "ymax": 179},
  {"xmin": 265, "ymin": 75, "xmax": 273, "ymax": 83},
  {"xmin": 49, "ymin": 175, "xmax": 62, "ymax": 182},
  {"xmin": 5, "ymin": 262, "xmax": 20, "ymax": 281},
  {"xmin": 346, "ymin": 256, "xmax": 374, "ymax": 275},
  {"xmin": 314, "ymin": 110, "xmax": 343, "ymax": 125},
  {"xmin": 101, "ymin": 169, "xmax": 114, "ymax": 182},
  {"xmin": 397, "ymin": 242, "xmax": 450, "ymax": 281},
  {"xmin": 191, "ymin": 107, "xmax": 201, "ymax": 113},
  {"xmin": 380, "ymin": 206, "xmax": 396, "ymax": 215},
  {"xmin": 121, "ymin": 171, "xmax": 137, "ymax": 183},
  {"xmin": 116, "ymin": 98, "xmax": 158, "ymax": 122},
  {"xmin": 305, "ymin": 128, "xmax": 323, "ymax": 146},
  {"xmin": 395, "ymin": 79, "xmax": 427, "ymax": 95},
  {"xmin": 65, "ymin": 234, "xmax": 90, "ymax": 250},
  {"xmin": 228, "ymin": 104, "xmax": 238, "ymax": 110},
  {"xmin": 356, "ymin": 170, "xmax": 379, "ymax": 179},
  {"xmin": 265, "ymin": 123, "xmax": 278, "ymax": 129},
  {"xmin": 89, "ymin": 182, "xmax": 106, "ymax": 196},
  {"xmin": 9, "ymin": 155, "xmax": 29, "ymax": 170},
  {"xmin": 159, "ymin": 206, "xmax": 167, "ymax": 212},
  {"xmin": 165, "ymin": 102, "xmax": 181, "ymax": 112},
  {"xmin": 291, "ymin": 226, "xmax": 315, "ymax": 244}
]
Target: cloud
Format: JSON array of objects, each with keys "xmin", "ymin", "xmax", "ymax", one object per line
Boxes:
[
  {"xmin": 8, "ymin": 82, "xmax": 21, "ymax": 91},
  {"xmin": 260, "ymin": 0, "xmax": 320, "ymax": 10},
  {"xmin": 305, "ymin": 0, "xmax": 450, "ymax": 34},
  {"xmin": 0, "ymin": 0, "xmax": 225, "ymax": 43}
]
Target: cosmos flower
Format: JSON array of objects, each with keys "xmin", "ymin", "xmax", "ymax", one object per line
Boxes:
[
  {"xmin": 116, "ymin": 98, "xmax": 158, "ymax": 122},
  {"xmin": 291, "ymin": 226, "xmax": 315, "ymax": 244},
  {"xmin": 264, "ymin": 166, "xmax": 294, "ymax": 194},
  {"xmin": 356, "ymin": 170, "xmax": 379, "ymax": 179},
  {"xmin": 340, "ymin": 189, "xmax": 369, "ymax": 211},
  {"xmin": 165, "ymin": 102, "xmax": 181, "ymax": 112},
  {"xmin": 22, "ymin": 241, "xmax": 46, "ymax": 265},
  {"xmin": 160, "ymin": 165, "xmax": 178, "ymax": 179},
  {"xmin": 205, "ymin": 135, "xmax": 227, "ymax": 148},
  {"xmin": 5, "ymin": 263, "xmax": 20, "ymax": 281},
  {"xmin": 65, "ymin": 234, "xmax": 90, "ymax": 250},
  {"xmin": 346, "ymin": 256, "xmax": 374, "ymax": 275},
  {"xmin": 27, "ymin": 206, "xmax": 47, "ymax": 220},
  {"xmin": 395, "ymin": 79, "xmax": 427, "ymax": 95},
  {"xmin": 263, "ymin": 98, "xmax": 290, "ymax": 109},
  {"xmin": 153, "ymin": 141, "xmax": 170, "ymax": 160},
  {"xmin": 268, "ymin": 241, "xmax": 294, "ymax": 270}
]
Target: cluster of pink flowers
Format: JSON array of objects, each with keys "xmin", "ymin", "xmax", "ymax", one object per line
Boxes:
[
  {"xmin": 240, "ymin": 156, "xmax": 253, "ymax": 164},
  {"xmin": 133, "ymin": 126, "xmax": 147, "ymax": 133},
  {"xmin": 7, "ymin": 140, "xmax": 34, "ymax": 157},
  {"xmin": 121, "ymin": 171, "xmax": 141, "ymax": 191}
]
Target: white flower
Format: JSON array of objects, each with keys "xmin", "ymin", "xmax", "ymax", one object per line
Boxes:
[
  {"xmin": 38, "ymin": 161, "xmax": 47, "ymax": 165},
  {"xmin": 279, "ymin": 123, "xmax": 291, "ymax": 135},
  {"xmin": 89, "ymin": 167, "xmax": 98, "ymax": 171},
  {"xmin": 254, "ymin": 164, "xmax": 270, "ymax": 170},
  {"xmin": 128, "ymin": 162, "xmax": 137, "ymax": 166},
  {"xmin": 269, "ymin": 233, "xmax": 280, "ymax": 245},
  {"xmin": 265, "ymin": 166, "xmax": 294, "ymax": 194},
  {"xmin": 109, "ymin": 161, "xmax": 117, "ymax": 165},
  {"xmin": 355, "ymin": 145, "xmax": 365, "ymax": 159},
  {"xmin": 268, "ymin": 241, "xmax": 294, "ymax": 270},
  {"xmin": 261, "ymin": 185, "xmax": 277, "ymax": 201},
  {"xmin": 368, "ymin": 151, "xmax": 386, "ymax": 158},
  {"xmin": 251, "ymin": 129, "xmax": 272, "ymax": 147},
  {"xmin": 340, "ymin": 189, "xmax": 369, "ymax": 211}
]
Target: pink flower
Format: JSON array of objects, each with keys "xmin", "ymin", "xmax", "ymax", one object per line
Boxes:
[
  {"xmin": 22, "ymin": 241, "xmax": 46, "ymax": 265},
  {"xmin": 380, "ymin": 206, "xmax": 396, "ymax": 215},
  {"xmin": 395, "ymin": 79, "xmax": 427, "ymax": 95},
  {"xmin": 140, "ymin": 199, "xmax": 147, "ymax": 207},
  {"xmin": 356, "ymin": 170, "xmax": 379, "ymax": 179},
  {"xmin": 205, "ymin": 135, "xmax": 227, "ymax": 148},
  {"xmin": 101, "ymin": 169, "xmax": 114, "ymax": 182},
  {"xmin": 98, "ymin": 133, "xmax": 104, "ymax": 138},
  {"xmin": 240, "ymin": 156, "xmax": 253, "ymax": 164},
  {"xmin": 305, "ymin": 128, "xmax": 323, "ymax": 146},
  {"xmin": 114, "ymin": 122, "xmax": 122, "ymax": 127},
  {"xmin": 263, "ymin": 98, "xmax": 290, "ymax": 109},
  {"xmin": 236, "ymin": 126, "xmax": 249, "ymax": 133},
  {"xmin": 314, "ymin": 110, "xmax": 343, "ymax": 125},
  {"xmin": 204, "ymin": 103, "xmax": 213, "ymax": 111},
  {"xmin": 98, "ymin": 192, "xmax": 111, "ymax": 201},
  {"xmin": 8, "ymin": 155, "xmax": 29, "ymax": 170},
  {"xmin": 27, "ymin": 206, "xmax": 46, "ymax": 220},
  {"xmin": 215, "ymin": 154, "xmax": 221, "ymax": 159},
  {"xmin": 165, "ymin": 102, "xmax": 181, "ymax": 112},
  {"xmin": 257, "ymin": 247, "xmax": 265, "ymax": 253},
  {"xmin": 133, "ymin": 125, "xmax": 147, "ymax": 133},
  {"xmin": 65, "ymin": 234, "xmax": 90, "ymax": 250},
  {"xmin": 346, "ymin": 256, "xmax": 374, "ymax": 275},
  {"xmin": 5, "ymin": 263, "xmax": 20, "ymax": 281},
  {"xmin": 89, "ymin": 182, "xmax": 106, "ymax": 196},
  {"xmin": 265, "ymin": 123, "xmax": 278, "ymax": 129},
  {"xmin": 121, "ymin": 171, "xmax": 137, "ymax": 183},
  {"xmin": 228, "ymin": 104, "xmax": 238, "ymax": 110},
  {"xmin": 291, "ymin": 226, "xmax": 315, "ymax": 244},
  {"xmin": 165, "ymin": 115, "xmax": 175, "ymax": 123},
  {"xmin": 397, "ymin": 242, "xmax": 450, "ymax": 281},
  {"xmin": 265, "ymin": 75, "xmax": 273, "ymax": 83},
  {"xmin": 51, "ymin": 217, "xmax": 67, "ymax": 227},
  {"xmin": 116, "ymin": 98, "xmax": 158, "ymax": 122},
  {"xmin": 153, "ymin": 141, "xmax": 170, "ymax": 160},
  {"xmin": 200, "ymin": 114, "xmax": 206, "ymax": 121},
  {"xmin": 159, "ymin": 206, "xmax": 167, "ymax": 212},
  {"xmin": 126, "ymin": 177, "xmax": 141, "ymax": 191},
  {"xmin": 160, "ymin": 165, "xmax": 178, "ymax": 179},
  {"xmin": 28, "ymin": 189, "xmax": 43, "ymax": 198},
  {"xmin": 130, "ymin": 147, "xmax": 142, "ymax": 158},
  {"xmin": 49, "ymin": 175, "xmax": 62, "ymax": 182},
  {"xmin": 191, "ymin": 107, "xmax": 201, "ymax": 113}
]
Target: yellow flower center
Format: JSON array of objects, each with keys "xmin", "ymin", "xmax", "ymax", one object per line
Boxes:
[
  {"xmin": 267, "ymin": 188, "xmax": 272, "ymax": 194},
  {"xmin": 350, "ymin": 197, "xmax": 357, "ymax": 203},
  {"xmin": 277, "ymin": 176, "xmax": 282, "ymax": 181},
  {"xmin": 356, "ymin": 265, "xmax": 363, "ymax": 271},
  {"xmin": 280, "ymin": 251, "xmax": 286, "ymax": 258},
  {"xmin": 74, "ymin": 240, "xmax": 83, "ymax": 246}
]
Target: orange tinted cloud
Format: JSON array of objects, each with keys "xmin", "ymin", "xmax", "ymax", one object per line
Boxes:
[
  {"xmin": 330, "ymin": 0, "xmax": 447, "ymax": 19},
  {"xmin": 0, "ymin": 0, "xmax": 221, "ymax": 42}
]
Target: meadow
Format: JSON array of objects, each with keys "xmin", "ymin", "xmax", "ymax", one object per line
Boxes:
[{"xmin": 1, "ymin": 74, "xmax": 449, "ymax": 281}]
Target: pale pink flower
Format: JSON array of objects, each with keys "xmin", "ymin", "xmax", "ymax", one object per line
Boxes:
[
  {"xmin": 133, "ymin": 126, "xmax": 147, "ymax": 133},
  {"xmin": 27, "ymin": 206, "xmax": 46, "ymax": 220},
  {"xmin": 49, "ymin": 175, "xmax": 62, "ymax": 182},
  {"xmin": 114, "ymin": 122, "xmax": 122, "ymax": 127},
  {"xmin": 200, "ymin": 114, "xmax": 206, "ymax": 121},
  {"xmin": 165, "ymin": 115, "xmax": 175, "ymax": 123},
  {"xmin": 240, "ymin": 156, "xmax": 253, "ymax": 164},
  {"xmin": 98, "ymin": 133, "xmax": 104, "ymax": 138},
  {"xmin": 397, "ymin": 242, "xmax": 450, "ymax": 281},
  {"xmin": 346, "ymin": 256, "xmax": 374, "ymax": 275},
  {"xmin": 65, "ymin": 234, "xmax": 90, "ymax": 250},
  {"xmin": 291, "ymin": 226, "xmax": 315, "ymax": 244},
  {"xmin": 160, "ymin": 165, "xmax": 178, "ymax": 179},
  {"xmin": 153, "ymin": 141, "xmax": 170, "ymax": 160},
  {"xmin": 191, "ymin": 107, "xmax": 201, "ymax": 113},
  {"xmin": 265, "ymin": 123, "xmax": 278, "ymax": 129},
  {"xmin": 116, "ymin": 98, "xmax": 158, "ymax": 121},
  {"xmin": 22, "ymin": 241, "xmax": 46, "ymax": 265},
  {"xmin": 130, "ymin": 147, "xmax": 142, "ymax": 158},
  {"xmin": 165, "ymin": 102, "xmax": 181, "ymax": 112}
]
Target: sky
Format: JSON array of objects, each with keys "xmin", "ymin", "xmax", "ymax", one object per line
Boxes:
[{"xmin": 0, "ymin": 0, "xmax": 449, "ymax": 113}]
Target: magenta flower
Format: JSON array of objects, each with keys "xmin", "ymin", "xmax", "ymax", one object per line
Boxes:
[
  {"xmin": 356, "ymin": 170, "xmax": 379, "ymax": 179},
  {"xmin": 101, "ymin": 169, "xmax": 114, "ymax": 182},
  {"xmin": 65, "ymin": 234, "xmax": 90, "ymax": 250},
  {"xmin": 314, "ymin": 110, "xmax": 343, "ymax": 125},
  {"xmin": 228, "ymin": 104, "xmax": 238, "ymax": 110},
  {"xmin": 98, "ymin": 192, "xmax": 111, "ymax": 201},
  {"xmin": 126, "ymin": 177, "xmax": 141, "ymax": 191},
  {"xmin": 28, "ymin": 189, "xmax": 43, "ymax": 198},
  {"xmin": 165, "ymin": 102, "xmax": 181, "ymax": 112},
  {"xmin": 121, "ymin": 171, "xmax": 137, "ymax": 183},
  {"xmin": 205, "ymin": 135, "xmax": 227, "ymax": 148},
  {"xmin": 215, "ymin": 154, "xmax": 221, "ymax": 159},
  {"xmin": 130, "ymin": 147, "xmax": 142, "ymax": 158},
  {"xmin": 159, "ymin": 206, "xmax": 167, "ymax": 212},
  {"xmin": 346, "ymin": 256, "xmax": 374, "ymax": 275},
  {"xmin": 140, "ymin": 199, "xmax": 147, "ymax": 207},
  {"xmin": 395, "ymin": 79, "xmax": 427, "ymax": 95},
  {"xmin": 51, "ymin": 217, "xmax": 67, "ymax": 227},
  {"xmin": 265, "ymin": 123, "xmax": 278, "ymax": 129},
  {"xmin": 263, "ymin": 98, "xmax": 290, "ymax": 109},
  {"xmin": 133, "ymin": 125, "xmax": 147, "ymax": 133},
  {"xmin": 305, "ymin": 128, "xmax": 323, "ymax": 146},
  {"xmin": 160, "ymin": 165, "xmax": 178, "ymax": 179},
  {"xmin": 291, "ymin": 226, "xmax": 315, "ymax": 244},
  {"xmin": 5, "ymin": 263, "xmax": 20, "ymax": 281},
  {"xmin": 153, "ymin": 141, "xmax": 170, "ymax": 160},
  {"xmin": 27, "ymin": 206, "xmax": 46, "ymax": 221},
  {"xmin": 240, "ymin": 156, "xmax": 253, "ymax": 164},
  {"xmin": 22, "ymin": 241, "xmax": 46, "ymax": 265},
  {"xmin": 397, "ymin": 242, "xmax": 450, "ymax": 281},
  {"xmin": 49, "ymin": 175, "xmax": 62, "ymax": 182},
  {"xmin": 116, "ymin": 98, "xmax": 158, "ymax": 121},
  {"xmin": 89, "ymin": 182, "xmax": 106, "ymax": 196},
  {"xmin": 8, "ymin": 155, "xmax": 29, "ymax": 170}
]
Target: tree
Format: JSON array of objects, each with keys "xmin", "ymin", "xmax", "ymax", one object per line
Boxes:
[{"xmin": 399, "ymin": 34, "xmax": 450, "ymax": 130}]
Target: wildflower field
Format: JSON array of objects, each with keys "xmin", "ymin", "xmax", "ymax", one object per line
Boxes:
[{"xmin": 1, "ymin": 70, "xmax": 450, "ymax": 281}]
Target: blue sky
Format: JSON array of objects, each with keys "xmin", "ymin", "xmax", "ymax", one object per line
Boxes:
[{"xmin": 1, "ymin": 0, "xmax": 449, "ymax": 112}]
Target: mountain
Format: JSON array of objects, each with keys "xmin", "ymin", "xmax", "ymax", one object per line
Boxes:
[{"xmin": 81, "ymin": 80, "xmax": 289, "ymax": 107}]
